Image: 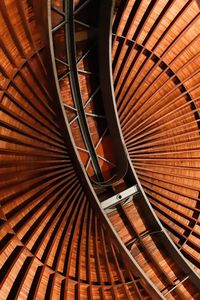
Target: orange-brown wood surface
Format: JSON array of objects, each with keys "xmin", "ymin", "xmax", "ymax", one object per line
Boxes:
[
  {"xmin": 0, "ymin": 0, "xmax": 200, "ymax": 299},
  {"xmin": 113, "ymin": 0, "xmax": 200, "ymax": 272}
]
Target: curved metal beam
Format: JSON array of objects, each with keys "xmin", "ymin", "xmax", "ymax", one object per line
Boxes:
[
  {"xmin": 99, "ymin": 0, "xmax": 200, "ymax": 291},
  {"xmin": 64, "ymin": 0, "xmax": 104, "ymax": 182},
  {"xmin": 45, "ymin": 0, "xmax": 128, "ymax": 187},
  {"xmin": 98, "ymin": 0, "xmax": 129, "ymax": 185},
  {"xmin": 33, "ymin": 1, "xmax": 167, "ymax": 298}
]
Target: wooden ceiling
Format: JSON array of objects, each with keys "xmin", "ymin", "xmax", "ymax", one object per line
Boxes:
[
  {"xmin": 0, "ymin": 0, "xmax": 200, "ymax": 299},
  {"xmin": 112, "ymin": 0, "xmax": 200, "ymax": 270}
]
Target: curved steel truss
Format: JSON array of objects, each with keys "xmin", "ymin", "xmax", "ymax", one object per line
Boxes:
[{"xmin": 45, "ymin": 0, "xmax": 200, "ymax": 298}]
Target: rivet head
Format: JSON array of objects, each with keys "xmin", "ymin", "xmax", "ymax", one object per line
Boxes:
[{"xmin": 116, "ymin": 194, "xmax": 122, "ymax": 200}]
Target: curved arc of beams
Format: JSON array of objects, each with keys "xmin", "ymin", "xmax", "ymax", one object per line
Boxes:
[
  {"xmin": 33, "ymin": 1, "xmax": 167, "ymax": 299},
  {"xmin": 99, "ymin": 0, "xmax": 200, "ymax": 291},
  {"xmin": 46, "ymin": 1, "xmax": 164, "ymax": 298},
  {"xmin": 113, "ymin": 36, "xmax": 200, "ymax": 253},
  {"xmin": 42, "ymin": 0, "xmax": 200, "ymax": 294},
  {"xmin": 115, "ymin": 36, "xmax": 196, "ymax": 117}
]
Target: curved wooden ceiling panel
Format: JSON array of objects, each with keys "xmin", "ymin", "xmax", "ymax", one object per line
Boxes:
[{"xmin": 113, "ymin": 0, "xmax": 200, "ymax": 270}]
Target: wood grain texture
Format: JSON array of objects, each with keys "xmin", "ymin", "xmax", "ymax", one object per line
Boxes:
[
  {"xmin": 0, "ymin": 0, "xmax": 200, "ymax": 299},
  {"xmin": 113, "ymin": 0, "xmax": 200, "ymax": 271}
]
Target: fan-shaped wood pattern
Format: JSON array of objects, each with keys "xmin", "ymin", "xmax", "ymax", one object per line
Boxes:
[
  {"xmin": 113, "ymin": 0, "xmax": 200, "ymax": 270},
  {"xmin": 1, "ymin": 0, "xmax": 200, "ymax": 299}
]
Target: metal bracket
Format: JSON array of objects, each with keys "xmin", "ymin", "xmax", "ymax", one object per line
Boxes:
[{"xmin": 101, "ymin": 185, "xmax": 138, "ymax": 210}]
